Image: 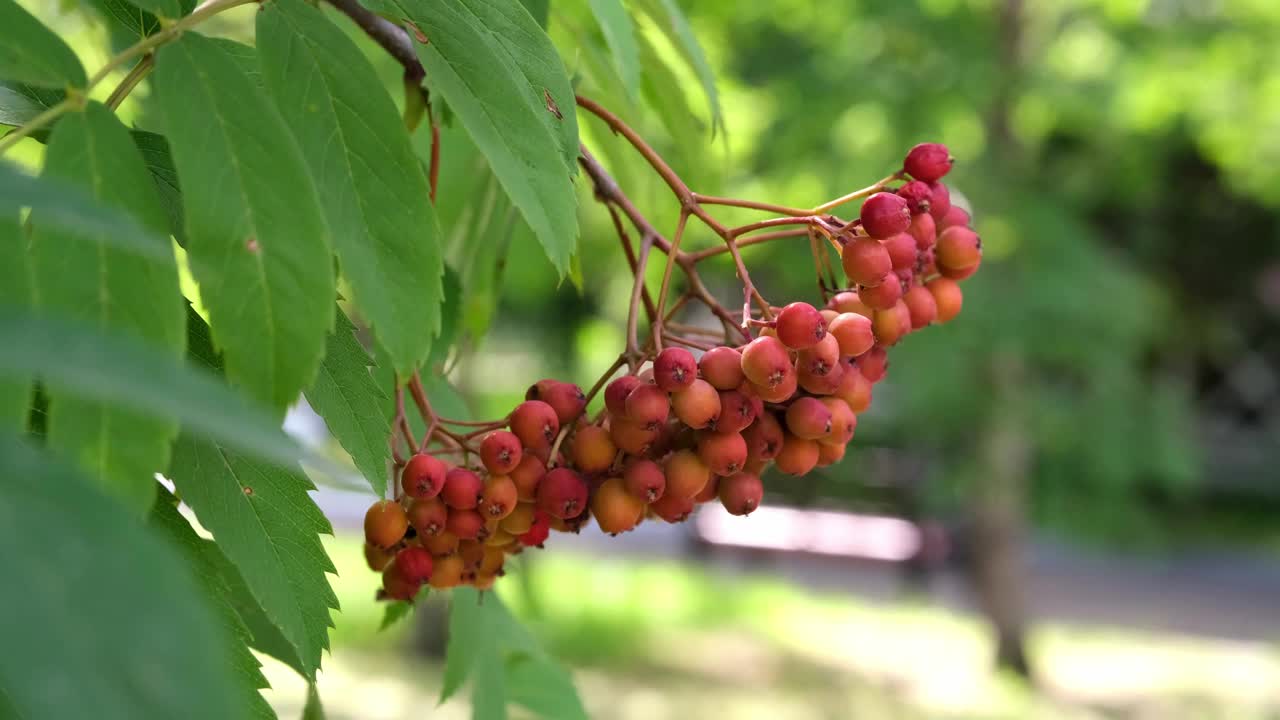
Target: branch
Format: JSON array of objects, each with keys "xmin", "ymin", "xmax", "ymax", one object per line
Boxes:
[{"xmin": 325, "ymin": 0, "xmax": 425, "ymax": 82}]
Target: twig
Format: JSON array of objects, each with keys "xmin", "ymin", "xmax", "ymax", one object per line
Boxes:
[
  {"xmin": 325, "ymin": 0, "xmax": 424, "ymax": 83},
  {"xmin": 653, "ymin": 211, "xmax": 690, "ymax": 350}
]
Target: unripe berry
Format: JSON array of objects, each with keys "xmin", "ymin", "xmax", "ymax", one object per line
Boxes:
[
  {"xmin": 883, "ymin": 232, "xmax": 918, "ymax": 271},
  {"xmin": 904, "ymin": 143, "xmax": 953, "ymax": 182},
  {"xmin": 752, "ymin": 370, "xmax": 798, "ymax": 403},
  {"xmin": 519, "ymin": 511, "xmax": 552, "ymax": 547},
  {"xmin": 859, "ymin": 275, "xmax": 904, "ymax": 311},
  {"xmin": 820, "ymin": 397, "xmax": 857, "ymax": 444},
  {"xmin": 625, "ymin": 383, "xmax": 670, "ymax": 430},
  {"xmin": 774, "ymin": 434, "xmax": 820, "ymax": 476},
  {"xmin": 401, "ymin": 453, "xmax": 447, "ymax": 499},
  {"xmin": 408, "ymin": 497, "xmax": 448, "ymax": 536},
  {"xmin": 828, "ymin": 291, "xmax": 873, "ymax": 317},
  {"xmin": 382, "ymin": 561, "xmax": 420, "ymax": 600},
  {"xmin": 479, "ymin": 431, "xmax": 523, "ymax": 475},
  {"xmin": 484, "ymin": 525, "xmax": 513, "ymax": 547},
  {"xmin": 394, "ymin": 546, "xmax": 434, "ymax": 584},
  {"xmin": 422, "ymin": 530, "xmax": 459, "ymax": 556},
  {"xmin": 903, "ymin": 285, "xmax": 939, "ymax": 329},
  {"xmin": 927, "ymin": 181, "xmax": 951, "ymax": 222},
  {"xmin": 508, "ymin": 454, "xmax": 546, "ymax": 502},
  {"xmin": 697, "ymin": 431, "xmax": 748, "ymax": 476},
  {"xmin": 828, "ymin": 312, "xmax": 875, "ymax": 357},
  {"xmin": 699, "ymin": 346, "xmax": 745, "ymax": 389},
  {"xmin": 774, "ymin": 302, "xmax": 827, "ymax": 350},
  {"xmin": 609, "ymin": 416, "xmax": 658, "ymax": 455},
  {"xmin": 860, "ymin": 192, "xmax": 911, "ymax": 238},
  {"xmin": 797, "ymin": 332, "xmax": 840, "ymax": 376},
  {"xmin": 816, "ymin": 440, "xmax": 846, "ymax": 467},
  {"xmin": 858, "ymin": 346, "xmax": 888, "ymax": 383},
  {"xmin": 446, "ymin": 509, "xmax": 485, "ymax": 539},
  {"xmin": 500, "ymin": 502, "xmax": 535, "ymax": 535},
  {"xmin": 927, "ymin": 277, "xmax": 963, "ymax": 323},
  {"xmin": 909, "ymin": 212, "xmax": 937, "ymax": 250},
  {"xmin": 872, "ymin": 301, "xmax": 910, "ymax": 346},
  {"xmin": 622, "ymin": 458, "xmax": 666, "ymax": 502},
  {"xmin": 649, "ymin": 490, "xmax": 695, "ymax": 523},
  {"xmin": 569, "ymin": 424, "xmax": 616, "ymax": 474},
  {"xmin": 936, "ymin": 226, "xmax": 981, "ymax": 270},
  {"xmin": 364, "ymin": 542, "xmax": 393, "ymax": 572},
  {"xmin": 896, "ymin": 180, "xmax": 932, "ymax": 214},
  {"xmin": 842, "ymin": 236, "xmax": 893, "ymax": 287},
  {"xmin": 537, "ymin": 467, "xmax": 588, "ymax": 519},
  {"xmin": 740, "ymin": 336, "xmax": 793, "ymax": 388},
  {"xmin": 671, "ymin": 378, "xmax": 721, "ymax": 429},
  {"xmin": 428, "ymin": 554, "xmax": 465, "ymax": 589},
  {"xmin": 526, "ymin": 379, "xmax": 587, "ymax": 425},
  {"xmin": 718, "ymin": 473, "xmax": 763, "ymax": 516},
  {"xmin": 653, "ymin": 347, "xmax": 697, "ymax": 391},
  {"xmin": 457, "ymin": 541, "xmax": 485, "ymax": 571},
  {"xmin": 510, "ymin": 400, "xmax": 560, "ymax": 450},
  {"xmin": 592, "ymin": 477, "xmax": 645, "ymax": 535},
  {"xmin": 743, "ymin": 412, "xmax": 784, "ymax": 460},
  {"xmin": 940, "ymin": 205, "xmax": 971, "ymax": 230},
  {"xmin": 834, "ymin": 362, "xmax": 872, "ymax": 413},
  {"xmin": 480, "ymin": 474, "xmax": 518, "ymax": 519},
  {"xmin": 479, "ymin": 546, "xmax": 506, "ymax": 576},
  {"xmin": 785, "ymin": 397, "xmax": 833, "ymax": 440},
  {"xmin": 364, "ymin": 500, "xmax": 408, "ymax": 549},
  {"xmin": 604, "ymin": 375, "xmax": 641, "ymax": 417},
  {"xmin": 442, "ymin": 468, "xmax": 483, "ymax": 510},
  {"xmin": 693, "ymin": 475, "xmax": 720, "ymax": 504},
  {"xmin": 799, "ymin": 360, "xmax": 843, "ymax": 395},
  {"xmin": 664, "ymin": 449, "xmax": 711, "ymax": 498}
]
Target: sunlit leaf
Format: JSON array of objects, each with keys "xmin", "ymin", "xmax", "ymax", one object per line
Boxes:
[
  {"xmin": 588, "ymin": 0, "xmax": 640, "ymax": 98},
  {"xmin": 0, "ymin": 0, "xmax": 86, "ymax": 88}
]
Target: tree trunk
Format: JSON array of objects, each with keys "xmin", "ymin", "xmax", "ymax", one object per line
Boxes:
[{"xmin": 969, "ymin": 353, "xmax": 1034, "ymax": 680}]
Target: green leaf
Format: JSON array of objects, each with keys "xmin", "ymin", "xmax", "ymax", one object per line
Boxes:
[
  {"xmin": 149, "ymin": 493, "xmax": 277, "ymax": 720},
  {"xmin": 130, "ymin": 129, "xmax": 186, "ymax": 244},
  {"xmin": 0, "ymin": 0, "xmax": 86, "ymax": 89},
  {"xmin": 153, "ymin": 33, "xmax": 335, "ymax": 414},
  {"xmin": 0, "ymin": 305, "xmax": 319, "ymax": 474},
  {"xmin": 302, "ymin": 683, "xmax": 326, "ymax": 720},
  {"xmin": 303, "ymin": 307, "xmax": 391, "ymax": 497},
  {"xmin": 120, "ymin": 0, "xmax": 185, "ymax": 20},
  {"xmin": 0, "ymin": 213, "xmax": 30, "ymax": 432},
  {"xmin": 427, "ymin": 265, "xmax": 463, "ymax": 369},
  {"xmin": 257, "ymin": 0, "xmax": 443, "ymax": 376},
  {"xmin": 507, "ymin": 653, "xmax": 588, "ymax": 720},
  {"xmin": 636, "ymin": 0, "xmax": 723, "ymax": 138},
  {"xmin": 588, "ymin": 0, "xmax": 640, "ymax": 99},
  {"xmin": 0, "ymin": 435, "xmax": 238, "ymax": 719},
  {"xmin": 439, "ymin": 590, "xmax": 487, "ymax": 704},
  {"xmin": 0, "ymin": 80, "xmax": 62, "ymax": 127},
  {"xmin": 379, "ymin": 586, "xmax": 429, "ymax": 631},
  {"xmin": 30, "ymin": 101, "xmax": 184, "ymax": 513},
  {"xmin": 389, "ymin": 0, "xmax": 579, "ymax": 274},
  {"xmin": 84, "ymin": 0, "xmax": 160, "ymax": 43},
  {"xmin": 167, "ymin": 434, "xmax": 339, "ymax": 680},
  {"xmin": 214, "ymin": 545, "xmax": 308, "ymax": 678},
  {"xmin": 472, "ymin": 646, "xmax": 508, "ymax": 720}
]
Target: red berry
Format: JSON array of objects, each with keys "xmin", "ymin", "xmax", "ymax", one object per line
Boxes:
[
  {"xmin": 671, "ymin": 378, "xmax": 721, "ymax": 429},
  {"xmin": 859, "ymin": 275, "xmax": 904, "ymax": 311},
  {"xmin": 798, "ymin": 359, "xmax": 843, "ymax": 395},
  {"xmin": 842, "ymin": 236, "xmax": 892, "ymax": 287},
  {"xmin": 510, "ymin": 400, "xmax": 560, "ymax": 451},
  {"xmin": 604, "ymin": 375, "xmax": 641, "ymax": 417},
  {"xmin": 909, "ymin": 212, "xmax": 937, "ymax": 250},
  {"xmin": 401, "ymin": 453, "xmax": 447, "ymax": 499},
  {"xmin": 743, "ymin": 412, "xmax": 784, "ymax": 461},
  {"xmin": 442, "ymin": 468, "xmax": 483, "ymax": 510},
  {"xmin": 936, "ymin": 226, "xmax": 982, "ymax": 270},
  {"xmin": 904, "ymin": 143, "xmax": 953, "ymax": 182},
  {"xmin": 940, "ymin": 206, "xmax": 971, "ymax": 230},
  {"xmin": 479, "ymin": 431, "xmax": 522, "ymax": 475},
  {"xmin": 896, "ymin": 180, "xmax": 933, "ymax": 214},
  {"xmin": 774, "ymin": 434, "xmax": 819, "ymax": 476},
  {"xmin": 508, "ymin": 454, "xmax": 546, "ymax": 502},
  {"xmin": 394, "ymin": 546, "xmax": 434, "ymax": 584},
  {"xmin": 774, "ymin": 302, "xmax": 827, "ymax": 350},
  {"xmin": 446, "ymin": 508, "xmax": 485, "ymax": 539},
  {"xmin": 526, "ymin": 379, "xmax": 587, "ymax": 425},
  {"xmin": 537, "ymin": 467, "xmax": 588, "ymax": 519},
  {"xmin": 927, "ymin": 277, "xmax": 964, "ymax": 323},
  {"xmin": 693, "ymin": 476, "xmax": 720, "ymax": 504},
  {"xmin": 860, "ymin": 192, "xmax": 911, "ymax": 239},
  {"xmin": 364, "ymin": 500, "xmax": 408, "ymax": 549},
  {"xmin": 625, "ymin": 383, "xmax": 670, "ymax": 430},
  {"xmin": 883, "ymin": 232, "xmax": 917, "ymax": 271},
  {"xmin": 696, "ymin": 431, "xmax": 748, "ymax": 476},
  {"xmin": 796, "ymin": 332, "xmax": 840, "ymax": 377},
  {"xmin": 622, "ymin": 458, "xmax": 666, "ymax": 502},
  {"xmin": 718, "ymin": 473, "xmax": 764, "ymax": 516},
  {"xmin": 653, "ymin": 347, "xmax": 697, "ymax": 391},
  {"xmin": 699, "ymin": 346, "xmax": 745, "ymax": 390},
  {"xmin": 751, "ymin": 371, "xmax": 798, "ymax": 404},
  {"xmin": 711, "ymin": 389, "xmax": 756, "ymax": 433},
  {"xmin": 664, "ymin": 449, "xmax": 711, "ymax": 498},
  {"xmin": 858, "ymin": 346, "xmax": 888, "ymax": 383},
  {"xmin": 479, "ymin": 474, "xmax": 518, "ymax": 519},
  {"xmin": 828, "ymin": 312, "xmax": 875, "ymax": 357},
  {"xmin": 872, "ymin": 300, "xmax": 910, "ymax": 346},
  {"xmin": 784, "ymin": 397, "xmax": 833, "ymax": 440},
  {"xmin": 835, "ymin": 362, "xmax": 872, "ymax": 413},
  {"xmin": 903, "ymin": 285, "xmax": 939, "ymax": 329},
  {"xmin": 740, "ymin": 336, "xmax": 793, "ymax": 388},
  {"xmin": 828, "ymin": 291, "xmax": 873, "ymax": 317},
  {"xmin": 518, "ymin": 510, "xmax": 552, "ymax": 546},
  {"xmin": 649, "ymin": 491, "xmax": 695, "ymax": 523},
  {"xmin": 569, "ymin": 424, "xmax": 617, "ymax": 474},
  {"xmin": 927, "ymin": 181, "xmax": 951, "ymax": 222},
  {"xmin": 609, "ymin": 416, "xmax": 658, "ymax": 455},
  {"xmin": 407, "ymin": 497, "xmax": 448, "ymax": 536},
  {"xmin": 820, "ymin": 397, "xmax": 857, "ymax": 445},
  {"xmin": 382, "ymin": 561, "xmax": 420, "ymax": 600},
  {"xmin": 592, "ymin": 477, "xmax": 644, "ymax": 535}
]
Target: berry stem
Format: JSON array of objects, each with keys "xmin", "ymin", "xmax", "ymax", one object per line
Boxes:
[
  {"xmin": 663, "ymin": 333, "xmax": 715, "ymax": 351},
  {"xmin": 625, "ymin": 235, "xmax": 654, "ymax": 369},
  {"xmin": 653, "ymin": 211, "xmax": 690, "ymax": 351},
  {"xmin": 691, "ymin": 193, "xmax": 813, "ymax": 217}
]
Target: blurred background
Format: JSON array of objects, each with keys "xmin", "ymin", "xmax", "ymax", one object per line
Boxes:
[{"xmin": 16, "ymin": 0, "xmax": 1280, "ymax": 717}]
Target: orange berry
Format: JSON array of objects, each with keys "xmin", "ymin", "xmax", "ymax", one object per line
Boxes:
[
  {"xmin": 775, "ymin": 434, "xmax": 820, "ymax": 476},
  {"xmin": 592, "ymin": 477, "xmax": 645, "ymax": 534},
  {"xmin": 699, "ymin": 346, "xmax": 745, "ymax": 390},
  {"xmin": 364, "ymin": 500, "xmax": 408, "ymax": 549},
  {"xmin": 697, "ymin": 431, "xmax": 748, "ymax": 476},
  {"xmin": 927, "ymin": 277, "xmax": 963, "ymax": 323},
  {"xmin": 672, "ymin": 379, "xmax": 721, "ymax": 429},
  {"xmin": 569, "ymin": 424, "xmax": 617, "ymax": 474},
  {"xmin": 664, "ymin": 449, "xmax": 711, "ymax": 498}
]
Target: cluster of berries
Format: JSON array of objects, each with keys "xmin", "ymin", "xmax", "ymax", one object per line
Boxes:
[{"xmin": 362, "ymin": 142, "xmax": 979, "ymax": 599}]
